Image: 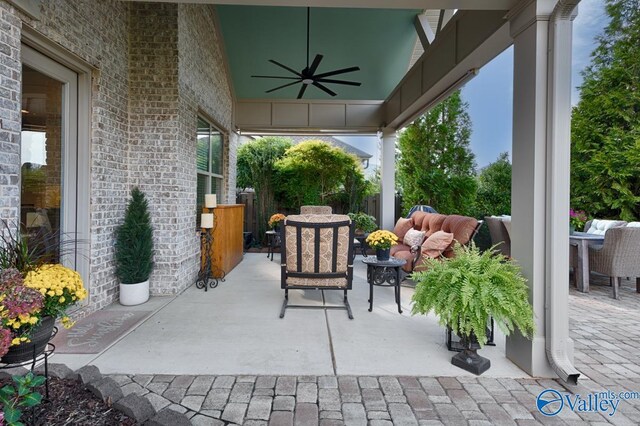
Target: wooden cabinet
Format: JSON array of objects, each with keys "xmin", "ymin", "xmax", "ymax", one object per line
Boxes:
[{"xmin": 203, "ymin": 204, "xmax": 244, "ymax": 278}]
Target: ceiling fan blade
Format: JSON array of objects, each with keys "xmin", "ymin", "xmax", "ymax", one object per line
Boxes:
[
  {"xmin": 314, "ymin": 66, "xmax": 360, "ymax": 79},
  {"xmin": 268, "ymin": 59, "xmax": 303, "ymax": 77},
  {"xmin": 316, "ymin": 78, "xmax": 362, "ymax": 86},
  {"xmin": 312, "ymin": 82, "xmax": 337, "ymax": 97},
  {"xmin": 266, "ymin": 80, "xmax": 302, "ymax": 93},
  {"xmin": 252, "ymin": 75, "xmax": 301, "ymax": 80},
  {"xmin": 308, "ymin": 54, "xmax": 323, "ymax": 75},
  {"xmin": 297, "ymin": 84, "xmax": 308, "ymax": 99}
]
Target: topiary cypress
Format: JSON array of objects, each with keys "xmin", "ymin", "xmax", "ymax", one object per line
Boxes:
[{"xmin": 114, "ymin": 187, "xmax": 154, "ymax": 284}]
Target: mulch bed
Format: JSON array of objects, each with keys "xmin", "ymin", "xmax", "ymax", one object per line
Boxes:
[{"xmin": 0, "ymin": 377, "xmax": 134, "ymax": 426}]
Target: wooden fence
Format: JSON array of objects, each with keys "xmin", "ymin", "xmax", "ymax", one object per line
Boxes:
[{"xmin": 237, "ymin": 192, "xmax": 403, "ymax": 245}]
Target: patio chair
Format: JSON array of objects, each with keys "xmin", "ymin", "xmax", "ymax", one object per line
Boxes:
[
  {"xmin": 280, "ymin": 214, "xmax": 355, "ymax": 319},
  {"xmin": 570, "ymin": 219, "xmax": 627, "ymax": 273},
  {"xmin": 484, "ymin": 216, "xmax": 511, "ymax": 257},
  {"xmin": 300, "ymin": 205, "xmax": 332, "ymax": 215},
  {"xmin": 588, "ymin": 227, "xmax": 640, "ymax": 299}
]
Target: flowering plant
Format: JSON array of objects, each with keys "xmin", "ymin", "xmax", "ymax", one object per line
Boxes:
[
  {"xmin": 366, "ymin": 230, "xmax": 399, "ymax": 250},
  {"xmin": 569, "ymin": 209, "xmax": 588, "ymax": 230},
  {"xmin": 268, "ymin": 213, "xmax": 286, "ymax": 228},
  {"xmin": 0, "ymin": 264, "xmax": 87, "ymax": 358}
]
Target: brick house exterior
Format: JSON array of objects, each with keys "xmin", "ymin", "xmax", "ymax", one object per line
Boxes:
[{"xmin": 0, "ymin": 0, "xmax": 237, "ymax": 314}]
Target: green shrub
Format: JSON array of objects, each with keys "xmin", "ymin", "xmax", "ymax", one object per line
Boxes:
[
  {"xmin": 114, "ymin": 187, "xmax": 154, "ymax": 284},
  {"xmin": 347, "ymin": 212, "xmax": 377, "ymax": 233}
]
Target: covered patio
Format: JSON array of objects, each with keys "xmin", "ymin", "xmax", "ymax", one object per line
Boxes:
[{"xmin": 53, "ymin": 253, "xmax": 525, "ymax": 378}]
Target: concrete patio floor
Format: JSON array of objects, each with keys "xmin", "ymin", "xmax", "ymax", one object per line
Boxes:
[{"xmin": 54, "ymin": 253, "xmax": 526, "ymax": 378}]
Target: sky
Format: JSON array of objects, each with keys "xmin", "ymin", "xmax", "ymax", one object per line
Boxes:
[
  {"xmin": 338, "ymin": 1, "xmax": 610, "ymax": 172},
  {"xmin": 462, "ymin": 0, "xmax": 609, "ymax": 168}
]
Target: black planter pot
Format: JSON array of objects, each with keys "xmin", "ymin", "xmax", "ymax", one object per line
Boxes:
[
  {"xmin": 450, "ymin": 332, "xmax": 491, "ymax": 375},
  {"xmin": 376, "ymin": 248, "xmax": 390, "ymax": 261},
  {"xmin": 0, "ymin": 316, "xmax": 56, "ymax": 364}
]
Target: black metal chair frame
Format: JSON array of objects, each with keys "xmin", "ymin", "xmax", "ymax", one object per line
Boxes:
[{"xmin": 280, "ymin": 218, "xmax": 355, "ymax": 319}]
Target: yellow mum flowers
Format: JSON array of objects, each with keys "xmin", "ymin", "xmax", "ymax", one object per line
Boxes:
[{"xmin": 366, "ymin": 230, "xmax": 399, "ymax": 249}]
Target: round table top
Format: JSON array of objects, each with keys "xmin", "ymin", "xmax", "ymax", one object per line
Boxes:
[{"xmin": 362, "ymin": 256, "xmax": 406, "ymax": 267}]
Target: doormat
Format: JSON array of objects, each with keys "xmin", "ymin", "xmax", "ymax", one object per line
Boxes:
[{"xmin": 51, "ymin": 310, "xmax": 152, "ymax": 354}]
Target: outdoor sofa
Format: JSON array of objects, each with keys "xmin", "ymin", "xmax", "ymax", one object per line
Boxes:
[{"xmin": 390, "ymin": 211, "xmax": 481, "ymax": 273}]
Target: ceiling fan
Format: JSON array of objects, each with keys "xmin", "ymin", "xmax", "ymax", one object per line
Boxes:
[{"xmin": 251, "ymin": 7, "xmax": 361, "ymax": 99}]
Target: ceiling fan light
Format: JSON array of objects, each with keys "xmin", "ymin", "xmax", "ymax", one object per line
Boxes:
[{"xmin": 302, "ymin": 78, "xmax": 313, "ymax": 85}]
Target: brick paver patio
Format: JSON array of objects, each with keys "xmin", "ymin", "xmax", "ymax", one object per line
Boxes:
[{"xmin": 108, "ymin": 276, "xmax": 640, "ymax": 425}]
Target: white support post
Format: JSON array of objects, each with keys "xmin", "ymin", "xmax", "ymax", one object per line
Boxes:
[
  {"xmin": 507, "ymin": 0, "xmax": 579, "ymax": 380},
  {"xmin": 380, "ymin": 131, "xmax": 397, "ymax": 231}
]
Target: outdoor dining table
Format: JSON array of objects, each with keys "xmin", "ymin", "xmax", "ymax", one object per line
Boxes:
[{"xmin": 570, "ymin": 231, "xmax": 605, "ymax": 292}]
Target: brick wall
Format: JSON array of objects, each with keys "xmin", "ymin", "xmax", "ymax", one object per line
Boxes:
[
  {"xmin": 0, "ymin": 0, "xmax": 236, "ymax": 312},
  {"xmin": 0, "ymin": 1, "xmax": 22, "ymax": 223}
]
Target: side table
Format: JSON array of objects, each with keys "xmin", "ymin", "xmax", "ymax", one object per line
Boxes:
[
  {"xmin": 265, "ymin": 230, "xmax": 281, "ymax": 262},
  {"xmin": 362, "ymin": 256, "xmax": 406, "ymax": 314}
]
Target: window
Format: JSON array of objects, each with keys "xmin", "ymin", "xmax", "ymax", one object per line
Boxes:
[{"xmin": 197, "ymin": 116, "xmax": 224, "ymax": 220}]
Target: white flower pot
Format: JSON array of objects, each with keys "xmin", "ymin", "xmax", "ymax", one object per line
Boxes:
[{"xmin": 119, "ymin": 280, "xmax": 149, "ymax": 306}]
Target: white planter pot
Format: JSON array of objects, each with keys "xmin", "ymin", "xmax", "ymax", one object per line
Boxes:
[{"xmin": 119, "ymin": 280, "xmax": 149, "ymax": 306}]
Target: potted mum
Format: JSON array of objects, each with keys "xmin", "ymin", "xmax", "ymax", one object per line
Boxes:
[
  {"xmin": 268, "ymin": 213, "xmax": 286, "ymax": 232},
  {"xmin": 114, "ymin": 187, "xmax": 154, "ymax": 306},
  {"xmin": 411, "ymin": 243, "xmax": 535, "ymax": 375},
  {"xmin": 1, "ymin": 265, "xmax": 86, "ymax": 364},
  {"xmin": 365, "ymin": 230, "xmax": 398, "ymax": 261}
]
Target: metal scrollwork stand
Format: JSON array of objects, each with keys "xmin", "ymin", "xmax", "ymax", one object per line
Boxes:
[{"xmin": 196, "ymin": 209, "xmax": 226, "ymax": 291}]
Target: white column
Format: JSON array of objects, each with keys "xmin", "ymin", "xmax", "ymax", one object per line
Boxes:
[
  {"xmin": 380, "ymin": 131, "xmax": 397, "ymax": 230},
  {"xmin": 506, "ymin": 0, "xmax": 578, "ymax": 380}
]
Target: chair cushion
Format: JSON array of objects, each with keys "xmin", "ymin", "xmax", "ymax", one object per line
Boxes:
[
  {"xmin": 284, "ymin": 214, "xmax": 351, "ymax": 287},
  {"xmin": 300, "ymin": 205, "xmax": 332, "ymax": 214},
  {"xmin": 403, "ymin": 229, "xmax": 426, "ymax": 247},
  {"xmin": 586, "ymin": 219, "xmax": 627, "ymax": 235},
  {"xmin": 393, "ymin": 217, "xmax": 414, "ymax": 241},
  {"xmin": 421, "ymin": 231, "xmax": 454, "ymax": 258},
  {"xmin": 627, "ymin": 222, "xmax": 640, "ymax": 228},
  {"xmin": 392, "ymin": 250, "xmax": 415, "ymax": 272}
]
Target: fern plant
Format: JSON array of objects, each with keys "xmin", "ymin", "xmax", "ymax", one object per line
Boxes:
[
  {"xmin": 114, "ymin": 187, "xmax": 154, "ymax": 284},
  {"xmin": 411, "ymin": 243, "xmax": 535, "ymax": 346}
]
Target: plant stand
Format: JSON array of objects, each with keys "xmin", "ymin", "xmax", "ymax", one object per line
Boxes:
[
  {"xmin": 450, "ymin": 333, "xmax": 491, "ymax": 375},
  {"xmin": 446, "ymin": 319, "xmax": 495, "ymax": 352},
  {"xmin": 196, "ymin": 209, "xmax": 226, "ymax": 291}
]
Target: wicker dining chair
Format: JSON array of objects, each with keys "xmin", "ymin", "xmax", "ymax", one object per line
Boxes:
[
  {"xmin": 280, "ymin": 214, "xmax": 355, "ymax": 319},
  {"xmin": 588, "ymin": 227, "xmax": 640, "ymax": 299},
  {"xmin": 484, "ymin": 216, "xmax": 511, "ymax": 257}
]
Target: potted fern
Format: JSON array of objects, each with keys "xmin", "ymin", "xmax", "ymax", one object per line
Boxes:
[
  {"xmin": 115, "ymin": 187, "xmax": 154, "ymax": 305},
  {"xmin": 411, "ymin": 243, "xmax": 535, "ymax": 375}
]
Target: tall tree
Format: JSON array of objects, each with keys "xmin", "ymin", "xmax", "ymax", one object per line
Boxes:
[
  {"xmin": 274, "ymin": 140, "xmax": 366, "ymax": 210},
  {"xmin": 237, "ymin": 137, "xmax": 292, "ymax": 237},
  {"xmin": 571, "ymin": 0, "xmax": 640, "ymax": 221},
  {"xmin": 475, "ymin": 152, "xmax": 512, "ymax": 217},
  {"xmin": 397, "ymin": 91, "xmax": 477, "ymax": 215}
]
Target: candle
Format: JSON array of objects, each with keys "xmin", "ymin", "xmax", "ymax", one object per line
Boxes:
[
  {"xmin": 201, "ymin": 213, "xmax": 214, "ymax": 229},
  {"xmin": 204, "ymin": 194, "xmax": 217, "ymax": 208}
]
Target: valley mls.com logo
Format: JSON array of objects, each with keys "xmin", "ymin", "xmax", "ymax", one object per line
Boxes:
[{"xmin": 536, "ymin": 388, "xmax": 635, "ymax": 417}]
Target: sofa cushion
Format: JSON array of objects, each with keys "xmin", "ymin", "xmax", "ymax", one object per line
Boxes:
[
  {"xmin": 421, "ymin": 231, "xmax": 454, "ymax": 258},
  {"xmin": 441, "ymin": 215, "xmax": 478, "ymax": 246},
  {"xmin": 628, "ymin": 222, "xmax": 640, "ymax": 228},
  {"xmin": 403, "ymin": 229, "xmax": 426, "ymax": 247},
  {"xmin": 393, "ymin": 218, "xmax": 414, "ymax": 241},
  {"xmin": 422, "ymin": 214, "xmax": 447, "ymax": 236},
  {"xmin": 390, "ymin": 243, "xmax": 410, "ymax": 256},
  {"xmin": 392, "ymin": 250, "xmax": 415, "ymax": 273}
]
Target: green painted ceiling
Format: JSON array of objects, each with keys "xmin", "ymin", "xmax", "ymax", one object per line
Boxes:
[{"xmin": 216, "ymin": 6, "xmax": 419, "ymax": 100}]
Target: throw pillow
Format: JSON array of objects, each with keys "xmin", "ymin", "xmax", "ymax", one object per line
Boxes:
[
  {"xmin": 393, "ymin": 217, "xmax": 414, "ymax": 241},
  {"xmin": 422, "ymin": 231, "xmax": 454, "ymax": 258},
  {"xmin": 403, "ymin": 229, "xmax": 426, "ymax": 247}
]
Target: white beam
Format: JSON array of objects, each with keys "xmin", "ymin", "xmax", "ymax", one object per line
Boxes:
[
  {"xmin": 124, "ymin": 0, "xmax": 517, "ymax": 11},
  {"xmin": 380, "ymin": 132, "xmax": 397, "ymax": 231},
  {"xmin": 415, "ymin": 14, "xmax": 436, "ymax": 49}
]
